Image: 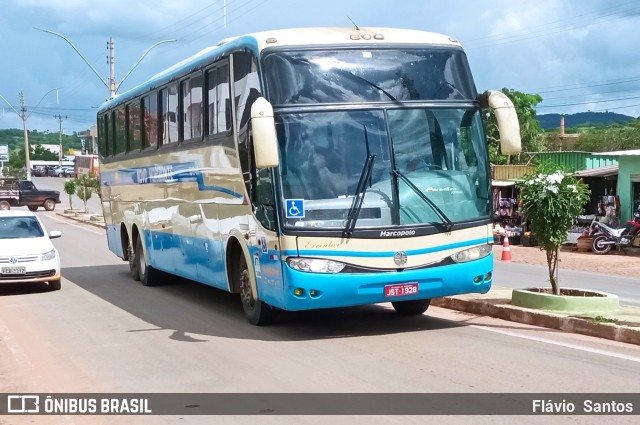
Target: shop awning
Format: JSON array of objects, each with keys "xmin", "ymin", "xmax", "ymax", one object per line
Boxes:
[{"xmin": 574, "ymin": 164, "xmax": 619, "ymax": 178}]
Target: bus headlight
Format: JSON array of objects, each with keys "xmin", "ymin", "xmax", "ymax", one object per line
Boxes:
[
  {"xmin": 287, "ymin": 258, "xmax": 346, "ymax": 273},
  {"xmin": 450, "ymin": 244, "xmax": 492, "ymax": 263}
]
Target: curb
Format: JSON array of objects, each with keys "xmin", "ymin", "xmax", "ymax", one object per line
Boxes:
[
  {"xmin": 56, "ymin": 212, "xmax": 106, "ymax": 229},
  {"xmin": 432, "ymin": 296, "xmax": 640, "ymax": 345}
]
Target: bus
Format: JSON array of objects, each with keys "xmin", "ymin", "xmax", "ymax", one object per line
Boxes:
[
  {"xmin": 97, "ymin": 27, "xmax": 521, "ymax": 325},
  {"xmin": 74, "ymin": 154, "xmax": 100, "ymax": 177}
]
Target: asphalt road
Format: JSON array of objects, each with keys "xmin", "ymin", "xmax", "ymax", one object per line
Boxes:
[{"xmin": 1, "ymin": 211, "xmax": 640, "ymax": 424}]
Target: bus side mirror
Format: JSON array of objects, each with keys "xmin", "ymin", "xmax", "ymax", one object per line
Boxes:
[
  {"xmin": 480, "ymin": 91, "xmax": 522, "ymax": 155},
  {"xmin": 250, "ymin": 97, "xmax": 280, "ymax": 168}
]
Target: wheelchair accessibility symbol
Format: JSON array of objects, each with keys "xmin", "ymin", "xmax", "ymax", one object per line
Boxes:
[{"xmin": 285, "ymin": 199, "xmax": 305, "ymax": 218}]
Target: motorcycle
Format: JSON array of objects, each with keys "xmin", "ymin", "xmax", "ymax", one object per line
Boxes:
[{"xmin": 589, "ymin": 206, "xmax": 640, "ymax": 255}]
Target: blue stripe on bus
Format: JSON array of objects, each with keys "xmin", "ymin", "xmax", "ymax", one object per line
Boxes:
[
  {"xmin": 101, "ymin": 161, "xmax": 244, "ymax": 199},
  {"xmin": 281, "ymin": 238, "xmax": 489, "ymax": 257}
]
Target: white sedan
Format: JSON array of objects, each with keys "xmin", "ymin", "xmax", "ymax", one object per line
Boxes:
[{"xmin": 0, "ymin": 210, "xmax": 62, "ymax": 290}]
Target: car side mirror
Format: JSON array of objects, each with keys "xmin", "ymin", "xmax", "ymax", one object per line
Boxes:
[{"xmin": 49, "ymin": 230, "xmax": 62, "ymax": 239}]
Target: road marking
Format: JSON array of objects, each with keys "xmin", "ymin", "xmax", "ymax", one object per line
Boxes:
[{"xmin": 472, "ymin": 325, "xmax": 640, "ymax": 364}]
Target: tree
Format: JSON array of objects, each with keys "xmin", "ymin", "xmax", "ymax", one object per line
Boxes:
[
  {"xmin": 483, "ymin": 88, "xmax": 545, "ymax": 164},
  {"xmin": 75, "ymin": 175, "xmax": 99, "ymax": 212},
  {"xmin": 576, "ymin": 119, "xmax": 640, "ymax": 152},
  {"xmin": 518, "ymin": 164, "xmax": 590, "ymax": 295},
  {"xmin": 63, "ymin": 179, "xmax": 77, "ymax": 210}
]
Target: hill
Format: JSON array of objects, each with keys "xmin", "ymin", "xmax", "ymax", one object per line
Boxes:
[{"xmin": 536, "ymin": 112, "xmax": 635, "ymax": 130}]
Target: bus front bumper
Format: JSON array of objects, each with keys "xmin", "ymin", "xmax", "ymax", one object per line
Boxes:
[{"xmin": 279, "ymin": 253, "xmax": 493, "ymax": 311}]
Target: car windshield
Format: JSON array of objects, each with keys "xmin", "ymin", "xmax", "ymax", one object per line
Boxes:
[{"xmin": 0, "ymin": 216, "xmax": 45, "ymax": 239}]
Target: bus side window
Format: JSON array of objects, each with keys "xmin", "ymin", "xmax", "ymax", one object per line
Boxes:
[{"xmin": 233, "ymin": 51, "xmax": 262, "ymax": 193}]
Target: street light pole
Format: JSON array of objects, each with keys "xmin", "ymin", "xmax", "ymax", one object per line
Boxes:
[{"xmin": 36, "ymin": 27, "xmax": 177, "ymax": 98}]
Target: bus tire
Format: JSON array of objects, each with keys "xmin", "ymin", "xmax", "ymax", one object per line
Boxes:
[
  {"xmin": 238, "ymin": 255, "xmax": 273, "ymax": 326},
  {"xmin": 129, "ymin": 240, "xmax": 141, "ymax": 281},
  {"xmin": 392, "ymin": 299, "xmax": 430, "ymax": 316},
  {"xmin": 43, "ymin": 199, "xmax": 56, "ymax": 211},
  {"xmin": 137, "ymin": 237, "xmax": 160, "ymax": 286},
  {"xmin": 48, "ymin": 279, "xmax": 61, "ymax": 291},
  {"xmin": 0, "ymin": 201, "xmax": 10, "ymax": 210}
]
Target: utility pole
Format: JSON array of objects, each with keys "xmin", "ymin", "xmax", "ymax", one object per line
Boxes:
[
  {"xmin": 54, "ymin": 114, "xmax": 67, "ymax": 165},
  {"xmin": 20, "ymin": 92, "xmax": 32, "ymax": 181},
  {"xmin": 108, "ymin": 37, "xmax": 116, "ymax": 98}
]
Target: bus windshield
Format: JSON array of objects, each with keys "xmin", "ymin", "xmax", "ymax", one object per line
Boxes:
[
  {"xmin": 263, "ymin": 48, "xmax": 477, "ymax": 104},
  {"xmin": 276, "ymin": 107, "xmax": 490, "ymax": 230}
]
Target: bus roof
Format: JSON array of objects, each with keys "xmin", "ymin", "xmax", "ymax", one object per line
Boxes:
[{"xmin": 99, "ymin": 27, "xmax": 460, "ymax": 112}]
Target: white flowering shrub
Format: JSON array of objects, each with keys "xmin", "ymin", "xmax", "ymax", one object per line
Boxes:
[{"xmin": 518, "ymin": 165, "xmax": 590, "ymax": 294}]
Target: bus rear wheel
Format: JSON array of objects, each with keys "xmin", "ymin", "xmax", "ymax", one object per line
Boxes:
[
  {"xmin": 128, "ymin": 241, "xmax": 140, "ymax": 281},
  {"xmin": 238, "ymin": 256, "xmax": 273, "ymax": 326},
  {"xmin": 392, "ymin": 299, "xmax": 431, "ymax": 316},
  {"xmin": 137, "ymin": 237, "xmax": 160, "ymax": 286}
]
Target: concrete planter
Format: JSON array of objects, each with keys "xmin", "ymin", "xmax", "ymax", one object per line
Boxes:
[
  {"xmin": 512, "ymin": 288, "xmax": 619, "ymax": 314},
  {"xmin": 576, "ymin": 237, "xmax": 593, "ymax": 252},
  {"xmin": 63, "ymin": 208, "xmax": 85, "ymax": 216}
]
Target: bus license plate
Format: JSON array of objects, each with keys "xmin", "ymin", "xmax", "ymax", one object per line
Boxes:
[
  {"xmin": 384, "ymin": 283, "xmax": 418, "ymax": 297},
  {"xmin": 2, "ymin": 266, "xmax": 26, "ymax": 275}
]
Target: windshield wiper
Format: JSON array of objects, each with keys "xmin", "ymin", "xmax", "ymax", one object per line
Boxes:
[
  {"xmin": 392, "ymin": 169, "xmax": 454, "ymax": 231},
  {"xmin": 344, "ymin": 154, "xmax": 376, "ymax": 237}
]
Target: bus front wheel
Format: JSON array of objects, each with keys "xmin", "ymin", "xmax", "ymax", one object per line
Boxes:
[
  {"xmin": 392, "ymin": 299, "xmax": 431, "ymax": 316},
  {"xmin": 238, "ymin": 256, "xmax": 273, "ymax": 326}
]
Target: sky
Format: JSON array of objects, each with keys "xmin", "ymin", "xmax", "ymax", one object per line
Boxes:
[{"xmin": 1, "ymin": 0, "xmax": 640, "ymax": 134}]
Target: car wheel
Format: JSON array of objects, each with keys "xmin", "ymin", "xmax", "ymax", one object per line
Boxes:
[
  {"xmin": 43, "ymin": 199, "xmax": 56, "ymax": 211},
  {"xmin": 28, "ymin": 205, "xmax": 38, "ymax": 212},
  {"xmin": 0, "ymin": 201, "xmax": 11, "ymax": 210},
  {"xmin": 391, "ymin": 299, "xmax": 431, "ymax": 316},
  {"xmin": 137, "ymin": 237, "xmax": 161, "ymax": 286},
  {"xmin": 48, "ymin": 279, "xmax": 61, "ymax": 291},
  {"xmin": 238, "ymin": 255, "xmax": 273, "ymax": 325}
]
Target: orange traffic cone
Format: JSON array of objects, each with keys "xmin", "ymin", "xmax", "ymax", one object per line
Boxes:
[{"xmin": 501, "ymin": 235, "xmax": 512, "ymax": 261}]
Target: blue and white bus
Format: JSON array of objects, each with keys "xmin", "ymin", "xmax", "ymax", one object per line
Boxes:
[{"xmin": 97, "ymin": 27, "xmax": 521, "ymax": 325}]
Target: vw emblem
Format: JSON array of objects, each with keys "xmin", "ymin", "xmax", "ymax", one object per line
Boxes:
[
  {"xmin": 9, "ymin": 257, "xmax": 18, "ymax": 264},
  {"xmin": 394, "ymin": 252, "xmax": 407, "ymax": 266}
]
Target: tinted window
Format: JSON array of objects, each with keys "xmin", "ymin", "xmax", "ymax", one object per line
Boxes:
[
  {"xmin": 127, "ymin": 101, "xmax": 142, "ymax": 152},
  {"xmin": 142, "ymin": 92, "xmax": 158, "ymax": 149},
  {"xmin": 182, "ymin": 74, "xmax": 203, "ymax": 141},
  {"xmin": 206, "ymin": 63, "xmax": 231, "ymax": 135},
  {"xmin": 263, "ymin": 48, "xmax": 477, "ymax": 105},
  {"xmin": 160, "ymin": 84, "xmax": 179, "ymax": 145}
]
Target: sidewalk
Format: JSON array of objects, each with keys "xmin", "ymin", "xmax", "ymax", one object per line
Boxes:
[
  {"xmin": 57, "ymin": 211, "xmax": 640, "ymax": 344},
  {"xmin": 433, "ymin": 244, "xmax": 640, "ymax": 345}
]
